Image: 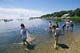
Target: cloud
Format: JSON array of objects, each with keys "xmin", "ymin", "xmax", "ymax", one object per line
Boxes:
[{"xmin": 0, "ymin": 8, "xmax": 45, "ymax": 19}]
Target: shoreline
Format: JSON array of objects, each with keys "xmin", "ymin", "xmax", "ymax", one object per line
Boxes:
[
  {"xmin": 0, "ymin": 31, "xmax": 80, "ymax": 53},
  {"xmin": 0, "ymin": 18, "xmax": 80, "ymax": 53}
]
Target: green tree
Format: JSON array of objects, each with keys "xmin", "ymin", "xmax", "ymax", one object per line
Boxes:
[
  {"xmin": 68, "ymin": 10, "xmax": 75, "ymax": 16},
  {"xmin": 74, "ymin": 8, "xmax": 80, "ymax": 16}
]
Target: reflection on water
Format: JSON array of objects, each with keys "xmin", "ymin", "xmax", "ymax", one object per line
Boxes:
[
  {"xmin": 0, "ymin": 19, "xmax": 50, "ymax": 48},
  {"xmin": 0, "ymin": 19, "xmax": 80, "ymax": 52}
]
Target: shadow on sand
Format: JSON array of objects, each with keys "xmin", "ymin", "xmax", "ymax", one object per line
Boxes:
[
  {"xmin": 26, "ymin": 44, "xmax": 36, "ymax": 50},
  {"xmin": 58, "ymin": 43, "xmax": 69, "ymax": 49}
]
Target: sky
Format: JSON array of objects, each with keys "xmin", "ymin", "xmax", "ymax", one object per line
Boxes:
[{"xmin": 0, "ymin": 0, "xmax": 80, "ymax": 19}]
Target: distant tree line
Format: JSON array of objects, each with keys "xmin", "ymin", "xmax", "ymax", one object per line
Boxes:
[{"xmin": 41, "ymin": 8, "xmax": 80, "ymax": 18}]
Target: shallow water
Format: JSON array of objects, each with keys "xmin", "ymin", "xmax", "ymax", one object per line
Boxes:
[
  {"xmin": 0, "ymin": 19, "xmax": 50, "ymax": 48},
  {"xmin": 0, "ymin": 19, "xmax": 80, "ymax": 53}
]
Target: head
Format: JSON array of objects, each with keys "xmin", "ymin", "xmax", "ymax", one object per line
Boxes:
[
  {"xmin": 56, "ymin": 22, "xmax": 58, "ymax": 24},
  {"xmin": 52, "ymin": 25, "xmax": 56, "ymax": 29},
  {"xmin": 49, "ymin": 21, "xmax": 51, "ymax": 23},
  {"xmin": 70, "ymin": 21, "xmax": 72, "ymax": 23},
  {"xmin": 20, "ymin": 23, "xmax": 25, "ymax": 29}
]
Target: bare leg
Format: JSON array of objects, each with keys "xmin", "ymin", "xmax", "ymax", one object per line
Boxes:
[
  {"xmin": 71, "ymin": 26, "xmax": 73, "ymax": 32},
  {"xmin": 54, "ymin": 36, "xmax": 58, "ymax": 49},
  {"xmin": 25, "ymin": 41, "xmax": 31, "ymax": 45},
  {"xmin": 54, "ymin": 40, "xmax": 56, "ymax": 47},
  {"xmin": 23, "ymin": 41, "xmax": 26, "ymax": 47}
]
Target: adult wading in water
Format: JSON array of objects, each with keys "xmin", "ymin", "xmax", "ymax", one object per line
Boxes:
[
  {"xmin": 48, "ymin": 21, "xmax": 52, "ymax": 33},
  {"xmin": 70, "ymin": 20, "xmax": 74, "ymax": 32}
]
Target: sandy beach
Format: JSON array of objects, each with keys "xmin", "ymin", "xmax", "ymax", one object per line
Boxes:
[
  {"xmin": 0, "ymin": 19, "xmax": 80, "ymax": 53},
  {"xmin": 0, "ymin": 0, "xmax": 80, "ymax": 53},
  {"xmin": 0, "ymin": 30, "xmax": 80, "ymax": 53}
]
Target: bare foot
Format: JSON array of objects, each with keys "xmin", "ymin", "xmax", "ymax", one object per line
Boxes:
[{"xmin": 24, "ymin": 48, "xmax": 29, "ymax": 51}]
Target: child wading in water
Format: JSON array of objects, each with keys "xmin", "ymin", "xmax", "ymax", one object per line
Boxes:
[
  {"xmin": 20, "ymin": 24, "xmax": 31, "ymax": 47},
  {"xmin": 52, "ymin": 25, "xmax": 61, "ymax": 49}
]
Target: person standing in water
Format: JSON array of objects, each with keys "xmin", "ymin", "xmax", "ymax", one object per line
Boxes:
[
  {"xmin": 52, "ymin": 25, "xmax": 61, "ymax": 49},
  {"xmin": 20, "ymin": 23, "xmax": 31, "ymax": 46},
  {"xmin": 55, "ymin": 22, "xmax": 59, "ymax": 28},
  {"xmin": 70, "ymin": 20, "xmax": 74, "ymax": 32},
  {"xmin": 48, "ymin": 21, "xmax": 53, "ymax": 33},
  {"xmin": 65, "ymin": 20, "xmax": 70, "ymax": 31},
  {"xmin": 62, "ymin": 23, "xmax": 66, "ymax": 31},
  {"xmin": 52, "ymin": 25, "xmax": 57, "ymax": 49}
]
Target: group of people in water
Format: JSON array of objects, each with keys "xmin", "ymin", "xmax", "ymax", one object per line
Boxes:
[
  {"xmin": 19, "ymin": 19, "xmax": 74, "ymax": 50},
  {"xmin": 48, "ymin": 19, "xmax": 74, "ymax": 49}
]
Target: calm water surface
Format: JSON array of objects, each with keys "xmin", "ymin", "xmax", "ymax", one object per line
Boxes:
[{"xmin": 0, "ymin": 19, "xmax": 80, "ymax": 52}]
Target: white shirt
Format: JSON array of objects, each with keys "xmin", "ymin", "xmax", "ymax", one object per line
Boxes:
[
  {"xmin": 66, "ymin": 21, "xmax": 70, "ymax": 27},
  {"xmin": 20, "ymin": 28, "xmax": 27, "ymax": 39},
  {"xmin": 49, "ymin": 23, "xmax": 52, "ymax": 27},
  {"xmin": 55, "ymin": 28, "xmax": 61, "ymax": 35}
]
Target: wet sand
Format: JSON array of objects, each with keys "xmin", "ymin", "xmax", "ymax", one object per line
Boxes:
[{"xmin": 0, "ymin": 31, "xmax": 80, "ymax": 53}]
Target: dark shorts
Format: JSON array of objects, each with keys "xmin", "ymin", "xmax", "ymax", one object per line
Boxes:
[
  {"xmin": 22, "ymin": 38, "xmax": 26, "ymax": 42},
  {"xmin": 49, "ymin": 27, "xmax": 52, "ymax": 29},
  {"xmin": 23, "ymin": 40, "xmax": 26, "ymax": 42}
]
